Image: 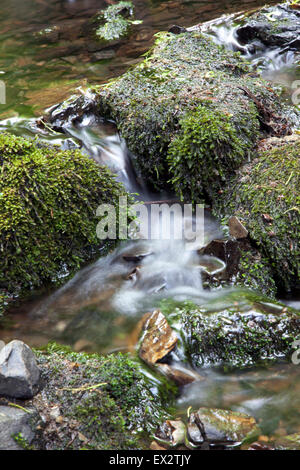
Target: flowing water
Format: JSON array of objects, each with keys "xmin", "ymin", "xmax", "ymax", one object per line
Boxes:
[{"xmin": 0, "ymin": 0, "xmax": 300, "ymax": 443}]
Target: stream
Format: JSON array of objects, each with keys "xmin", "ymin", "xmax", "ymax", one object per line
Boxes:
[{"xmin": 0, "ymin": 0, "xmax": 300, "ymax": 443}]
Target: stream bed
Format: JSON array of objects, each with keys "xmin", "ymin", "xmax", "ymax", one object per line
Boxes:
[{"xmin": 0, "ymin": 0, "xmax": 300, "ymax": 448}]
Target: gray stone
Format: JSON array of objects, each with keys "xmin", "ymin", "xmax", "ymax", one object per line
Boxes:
[
  {"xmin": 0, "ymin": 341, "xmax": 5, "ymax": 352},
  {"xmin": 0, "ymin": 405, "xmax": 37, "ymax": 450},
  {"xmin": 0, "ymin": 340, "xmax": 40, "ymax": 399}
]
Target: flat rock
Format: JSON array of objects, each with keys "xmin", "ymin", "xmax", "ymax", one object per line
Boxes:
[
  {"xmin": 0, "ymin": 405, "xmax": 37, "ymax": 450},
  {"xmin": 0, "ymin": 340, "xmax": 41, "ymax": 399},
  {"xmin": 139, "ymin": 310, "xmax": 178, "ymax": 366}
]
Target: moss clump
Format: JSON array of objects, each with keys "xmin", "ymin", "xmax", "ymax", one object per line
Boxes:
[
  {"xmin": 94, "ymin": 1, "xmax": 139, "ymax": 42},
  {"xmin": 31, "ymin": 344, "xmax": 172, "ymax": 449},
  {"xmin": 235, "ymin": 248, "xmax": 277, "ymax": 298},
  {"xmin": 89, "ymin": 30, "xmax": 292, "ymax": 199},
  {"xmin": 159, "ymin": 290, "xmax": 300, "ymax": 369},
  {"xmin": 214, "ymin": 138, "xmax": 300, "ymax": 292},
  {"xmin": 167, "ymin": 106, "xmax": 253, "ymax": 202},
  {"xmin": 0, "ymin": 132, "xmax": 128, "ymax": 311}
]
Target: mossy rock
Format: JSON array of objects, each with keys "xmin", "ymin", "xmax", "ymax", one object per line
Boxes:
[
  {"xmin": 214, "ymin": 137, "xmax": 300, "ymax": 292},
  {"xmin": 28, "ymin": 344, "xmax": 172, "ymax": 450},
  {"xmin": 236, "ymin": 3, "xmax": 300, "ymax": 49},
  {"xmin": 0, "ymin": 132, "xmax": 128, "ymax": 313},
  {"xmin": 88, "ymin": 30, "xmax": 293, "ymax": 200},
  {"xmin": 159, "ymin": 290, "xmax": 300, "ymax": 369}
]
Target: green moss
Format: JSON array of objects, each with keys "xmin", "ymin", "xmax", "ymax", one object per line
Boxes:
[
  {"xmin": 167, "ymin": 106, "xmax": 254, "ymax": 202},
  {"xmin": 32, "ymin": 343, "xmax": 172, "ymax": 449},
  {"xmin": 235, "ymin": 248, "xmax": 277, "ymax": 298},
  {"xmin": 214, "ymin": 139, "xmax": 300, "ymax": 292},
  {"xmin": 12, "ymin": 432, "xmax": 34, "ymax": 450},
  {"xmin": 0, "ymin": 132, "xmax": 129, "ymax": 312},
  {"xmin": 90, "ymin": 30, "xmax": 289, "ymax": 198},
  {"xmin": 159, "ymin": 290, "xmax": 300, "ymax": 369}
]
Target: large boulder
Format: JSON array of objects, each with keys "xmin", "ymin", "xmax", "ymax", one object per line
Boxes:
[
  {"xmin": 214, "ymin": 136, "xmax": 300, "ymax": 292},
  {"xmin": 0, "ymin": 132, "xmax": 128, "ymax": 315},
  {"xmin": 47, "ymin": 28, "xmax": 294, "ymax": 201}
]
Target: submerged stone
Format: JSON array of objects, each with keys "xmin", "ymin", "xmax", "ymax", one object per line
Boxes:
[
  {"xmin": 269, "ymin": 433, "xmax": 300, "ymax": 450},
  {"xmin": 92, "ymin": 1, "xmax": 138, "ymax": 42}
]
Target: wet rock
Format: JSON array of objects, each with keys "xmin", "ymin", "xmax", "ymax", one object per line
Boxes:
[
  {"xmin": 159, "ymin": 290, "xmax": 300, "ymax": 369},
  {"xmin": 198, "ymin": 255, "xmax": 226, "ymax": 277},
  {"xmin": 139, "ymin": 310, "xmax": 178, "ymax": 366},
  {"xmin": 0, "ymin": 340, "xmax": 41, "ymax": 399},
  {"xmin": 168, "ymin": 25, "xmax": 187, "ymax": 34},
  {"xmin": 228, "ymin": 216, "xmax": 249, "ymax": 239},
  {"xmin": 122, "ymin": 248, "xmax": 154, "ymax": 263},
  {"xmin": 154, "ymin": 419, "xmax": 186, "ymax": 448},
  {"xmin": 0, "ymin": 340, "xmax": 5, "ymax": 352},
  {"xmin": 199, "ymin": 239, "xmax": 240, "ymax": 279},
  {"xmin": 187, "ymin": 412, "xmax": 205, "ymax": 445},
  {"xmin": 0, "ymin": 405, "xmax": 37, "ymax": 450},
  {"xmin": 46, "ymin": 94, "xmax": 100, "ymax": 130},
  {"xmin": 156, "ymin": 363, "xmax": 203, "ymax": 386},
  {"xmin": 198, "ymin": 238, "xmax": 276, "ymax": 297},
  {"xmin": 189, "ymin": 408, "xmax": 259, "ymax": 445},
  {"xmin": 236, "ymin": 4, "xmax": 300, "ymax": 50}
]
